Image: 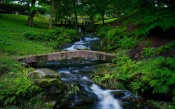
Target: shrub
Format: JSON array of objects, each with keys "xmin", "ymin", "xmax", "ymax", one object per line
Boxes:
[
  {"xmin": 130, "ymin": 57, "xmax": 175, "ymax": 98},
  {"xmin": 96, "ymin": 25, "xmax": 113, "ymax": 38},
  {"xmin": 24, "ymin": 28, "xmax": 77, "ymax": 48},
  {"xmin": 107, "ymin": 26, "xmax": 126, "ymax": 39},
  {"xmin": 141, "ymin": 41, "xmax": 175, "ymax": 57},
  {"xmin": 23, "ymin": 31, "xmax": 37, "ymax": 40},
  {"xmin": 134, "ymin": 8, "xmax": 175, "ymax": 36},
  {"xmin": 0, "ymin": 57, "xmax": 18, "ymax": 74},
  {"xmin": 117, "ymin": 36, "xmax": 138, "ymax": 49},
  {"xmin": 106, "ymin": 26, "xmax": 127, "ymax": 50},
  {"xmin": 0, "ymin": 65, "xmax": 41, "ymax": 106}
]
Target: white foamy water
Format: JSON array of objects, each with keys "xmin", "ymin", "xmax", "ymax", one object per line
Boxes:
[
  {"xmin": 84, "ymin": 37, "xmax": 99, "ymax": 41},
  {"xmin": 59, "ymin": 70, "xmax": 70, "ymax": 74},
  {"xmin": 81, "ymin": 76, "xmax": 91, "ymax": 81},
  {"xmin": 62, "ymin": 35, "xmax": 99, "ymax": 51},
  {"xmin": 90, "ymin": 84, "xmax": 122, "ymax": 109}
]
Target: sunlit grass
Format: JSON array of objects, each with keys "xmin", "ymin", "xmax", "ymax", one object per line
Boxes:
[
  {"xmin": 0, "ymin": 14, "xmax": 53, "ymax": 57},
  {"xmin": 95, "ymin": 18, "xmax": 118, "ymax": 24}
]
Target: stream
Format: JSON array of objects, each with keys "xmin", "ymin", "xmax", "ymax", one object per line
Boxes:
[{"xmin": 41, "ymin": 34, "xmax": 151, "ymax": 109}]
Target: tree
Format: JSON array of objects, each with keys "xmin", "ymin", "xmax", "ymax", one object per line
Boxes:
[
  {"xmin": 81, "ymin": 0, "xmax": 97, "ymax": 24},
  {"xmin": 49, "ymin": 0, "xmax": 54, "ymax": 29},
  {"xmin": 94, "ymin": 0, "xmax": 110, "ymax": 25},
  {"xmin": 27, "ymin": 0, "xmax": 37, "ymax": 26}
]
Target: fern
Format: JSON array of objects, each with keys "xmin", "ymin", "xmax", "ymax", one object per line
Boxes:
[
  {"xmin": 134, "ymin": 8, "xmax": 175, "ymax": 36},
  {"xmin": 141, "ymin": 42, "xmax": 175, "ymax": 57},
  {"xmin": 0, "ymin": 66, "xmax": 40, "ymax": 106},
  {"xmin": 149, "ymin": 80, "xmax": 159, "ymax": 87}
]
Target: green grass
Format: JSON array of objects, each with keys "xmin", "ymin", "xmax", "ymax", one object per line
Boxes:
[
  {"xmin": 95, "ymin": 18, "xmax": 118, "ymax": 24},
  {"xmin": 0, "ymin": 14, "xmax": 54, "ymax": 57},
  {"xmin": 0, "ymin": 14, "xmax": 56, "ymax": 108}
]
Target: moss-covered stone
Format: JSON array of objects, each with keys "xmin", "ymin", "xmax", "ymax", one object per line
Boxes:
[
  {"xmin": 29, "ymin": 68, "xmax": 60, "ymax": 79},
  {"xmin": 35, "ymin": 79, "xmax": 61, "ymax": 87}
]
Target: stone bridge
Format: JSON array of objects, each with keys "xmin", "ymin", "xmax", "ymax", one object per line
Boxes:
[{"xmin": 18, "ymin": 50, "xmax": 115, "ymax": 64}]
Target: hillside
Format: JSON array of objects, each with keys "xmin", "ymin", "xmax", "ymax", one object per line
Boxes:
[{"xmin": 0, "ymin": 14, "xmax": 54, "ymax": 73}]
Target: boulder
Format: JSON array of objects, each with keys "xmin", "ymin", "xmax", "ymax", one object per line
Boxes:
[
  {"xmin": 29, "ymin": 68, "xmax": 68, "ymax": 93},
  {"xmin": 113, "ymin": 91, "xmax": 151, "ymax": 109},
  {"xmin": 29, "ymin": 68, "xmax": 60, "ymax": 79}
]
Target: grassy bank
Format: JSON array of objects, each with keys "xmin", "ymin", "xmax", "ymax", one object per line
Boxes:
[
  {"xmin": 0, "ymin": 14, "xmax": 57, "ymax": 108},
  {"xmin": 0, "ymin": 14, "xmax": 54, "ymax": 57}
]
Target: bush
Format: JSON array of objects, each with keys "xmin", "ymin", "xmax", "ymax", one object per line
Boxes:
[
  {"xmin": 141, "ymin": 41, "xmax": 175, "ymax": 57},
  {"xmin": 111, "ymin": 50, "xmax": 175, "ymax": 99},
  {"xmin": 133, "ymin": 8, "xmax": 175, "ymax": 36},
  {"xmin": 117, "ymin": 36, "xmax": 138, "ymax": 49},
  {"xmin": 96, "ymin": 25, "xmax": 113, "ymax": 38},
  {"xmin": 0, "ymin": 65, "xmax": 41, "ymax": 106},
  {"xmin": 23, "ymin": 31, "xmax": 37, "ymax": 40},
  {"xmin": 0, "ymin": 57, "xmax": 18, "ymax": 74},
  {"xmin": 100, "ymin": 26, "xmax": 128, "ymax": 50},
  {"xmin": 128, "ymin": 56, "xmax": 175, "ymax": 98},
  {"xmin": 95, "ymin": 14, "xmax": 102, "ymax": 22},
  {"xmin": 24, "ymin": 28, "xmax": 77, "ymax": 49},
  {"xmin": 107, "ymin": 26, "xmax": 126, "ymax": 39}
]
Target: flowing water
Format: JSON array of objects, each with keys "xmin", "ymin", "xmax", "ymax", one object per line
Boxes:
[
  {"xmin": 61, "ymin": 34, "xmax": 100, "ymax": 51},
  {"xmin": 42, "ymin": 34, "xmax": 150, "ymax": 109}
]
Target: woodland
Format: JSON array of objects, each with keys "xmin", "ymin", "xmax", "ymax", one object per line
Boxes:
[{"xmin": 0, "ymin": 0, "xmax": 175, "ymax": 109}]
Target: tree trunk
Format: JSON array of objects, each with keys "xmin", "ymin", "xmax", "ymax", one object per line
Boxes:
[
  {"xmin": 90, "ymin": 15, "xmax": 94, "ymax": 24},
  {"xmin": 28, "ymin": 0, "xmax": 36, "ymax": 26},
  {"xmin": 75, "ymin": 10, "xmax": 78, "ymax": 30},
  {"xmin": 28, "ymin": 11, "xmax": 36, "ymax": 26},
  {"xmin": 49, "ymin": 0, "xmax": 54, "ymax": 29},
  {"xmin": 102, "ymin": 11, "xmax": 105, "ymax": 25}
]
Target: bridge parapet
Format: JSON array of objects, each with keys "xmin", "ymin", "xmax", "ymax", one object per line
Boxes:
[{"xmin": 18, "ymin": 50, "xmax": 115, "ymax": 64}]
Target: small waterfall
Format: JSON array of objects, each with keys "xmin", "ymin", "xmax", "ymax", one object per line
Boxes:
[
  {"xmin": 41, "ymin": 34, "xmax": 148, "ymax": 109},
  {"xmin": 57, "ymin": 66, "xmax": 123, "ymax": 109},
  {"xmin": 62, "ymin": 34, "xmax": 100, "ymax": 51},
  {"xmin": 90, "ymin": 84, "xmax": 122, "ymax": 109}
]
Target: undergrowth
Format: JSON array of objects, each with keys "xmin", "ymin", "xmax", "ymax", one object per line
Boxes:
[
  {"xmin": 24, "ymin": 27, "xmax": 77, "ymax": 49},
  {"xmin": 0, "ymin": 64, "xmax": 43, "ymax": 108},
  {"xmin": 123, "ymin": 8, "xmax": 175, "ymax": 37}
]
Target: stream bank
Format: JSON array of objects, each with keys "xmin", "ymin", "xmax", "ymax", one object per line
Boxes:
[{"xmin": 30, "ymin": 34, "xmax": 153, "ymax": 109}]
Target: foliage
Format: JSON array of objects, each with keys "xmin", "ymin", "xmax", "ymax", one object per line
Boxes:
[
  {"xmin": 0, "ymin": 56, "xmax": 18, "ymax": 74},
  {"xmin": 92, "ymin": 64, "xmax": 126, "ymax": 89},
  {"xmin": 99, "ymin": 26, "xmax": 129, "ymax": 50},
  {"xmin": 147, "ymin": 100, "xmax": 175, "ymax": 109},
  {"xmin": 141, "ymin": 41, "xmax": 175, "ymax": 57},
  {"xmin": 96, "ymin": 25, "xmax": 113, "ymax": 38},
  {"xmin": 0, "ymin": 65, "xmax": 41, "ymax": 106},
  {"xmin": 0, "ymin": 3, "xmax": 46, "ymax": 15},
  {"xmin": 110, "ymin": 48, "xmax": 175, "ymax": 98},
  {"xmin": 107, "ymin": 26, "xmax": 126, "ymax": 39},
  {"xmin": 113, "ymin": 51, "xmax": 138, "ymax": 74},
  {"xmin": 132, "ymin": 8, "xmax": 175, "ymax": 36},
  {"xmin": 0, "ymin": 14, "xmax": 53, "ymax": 56},
  {"xmin": 116, "ymin": 36, "xmax": 138, "ymax": 49},
  {"xmin": 95, "ymin": 18, "xmax": 118, "ymax": 24},
  {"xmin": 24, "ymin": 27, "xmax": 77, "ymax": 48},
  {"xmin": 129, "ymin": 56, "xmax": 175, "ymax": 97}
]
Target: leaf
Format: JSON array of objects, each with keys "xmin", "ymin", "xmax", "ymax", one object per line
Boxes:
[
  {"xmin": 167, "ymin": 78, "xmax": 175, "ymax": 85},
  {"xmin": 161, "ymin": 85, "xmax": 169, "ymax": 94},
  {"xmin": 4, "ymin": 97, "xmax": 10, "ymax": 105},
  {"xmin": 130, "ymin": 82, "xmax": 141, "ymax": 90},
  {"xmin": 9, "ymin": 96, "xmax": 16, "ymax": 104},
  {"xmin": 172, "ymin": 88, "xmax": 175, "ymax": 95},
  {"xmin": 0, "ymin": 95, "xmax": 5, "ymax": 101},
  {"xmin": 149, "ymin": 80, "xmax": 159, "ymax": 87}
]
